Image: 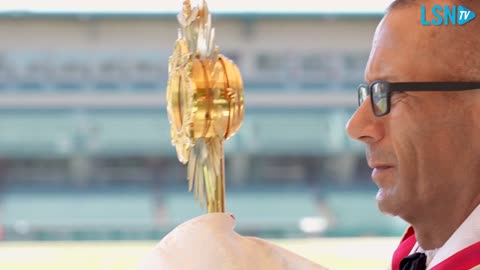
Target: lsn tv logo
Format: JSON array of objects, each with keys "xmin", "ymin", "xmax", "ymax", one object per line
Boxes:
[{"xmin": 421, "ymin": 5, "xmax": 476, "ymax": 25}]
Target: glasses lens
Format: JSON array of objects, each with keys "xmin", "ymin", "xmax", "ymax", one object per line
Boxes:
[
  {"xmin": 372, "ymin": 82, "xmax": 389, "ymax": 115},
  {"xmin": 358, "ymin": 84, "xmax": 369, "ymax": 106}
]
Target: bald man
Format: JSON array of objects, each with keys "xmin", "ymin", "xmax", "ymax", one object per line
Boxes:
[{"xmin": 346, "ymin": 0, "xmax": 480, "ymax": 269}]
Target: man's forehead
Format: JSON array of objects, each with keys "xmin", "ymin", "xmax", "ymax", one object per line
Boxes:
[
  {"xmin": 365, "ymin": 7, "xmax": 465, "ymax": 83},
  {"xmin": 366, "ymin": 9, "xmax": 425, "ymax": 82}
]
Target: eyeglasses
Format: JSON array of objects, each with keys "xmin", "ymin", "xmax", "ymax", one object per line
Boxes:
[{"xmin": 358, "ymin": 80, "xmax": 480, "ymax": 117}]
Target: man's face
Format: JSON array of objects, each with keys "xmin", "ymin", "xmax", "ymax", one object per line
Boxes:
[{"xmin": 346, "ymin": 7, "xmax": 480, "ymax": 222}]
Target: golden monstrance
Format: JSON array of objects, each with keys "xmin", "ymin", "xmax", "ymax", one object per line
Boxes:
[{"xmin": 166, "ymin": 0, "xmax": 244, "ymax": 213}]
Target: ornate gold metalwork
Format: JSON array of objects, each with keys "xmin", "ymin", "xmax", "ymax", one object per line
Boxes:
[{"xmin": 167, "ymin": 0, "xmax": 244, "ymax": 213}]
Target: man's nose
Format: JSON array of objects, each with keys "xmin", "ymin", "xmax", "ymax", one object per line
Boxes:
[{"xmin": 345, "ymin": 98, "xmax": 384, "ymax": 145}]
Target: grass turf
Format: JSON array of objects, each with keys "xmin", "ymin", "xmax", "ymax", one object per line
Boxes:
[{"xmin": 0, "ymin": 237, "xmax": 398, "ymax": 270}]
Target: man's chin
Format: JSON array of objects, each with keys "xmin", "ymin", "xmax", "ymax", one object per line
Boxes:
[
  {"xmin": 376, "ymin": 189, "xmax": 398, "ymax": 217},
  {"xmin": 376, "ymin": 188, "xmax": 386, "ymax": 201}
]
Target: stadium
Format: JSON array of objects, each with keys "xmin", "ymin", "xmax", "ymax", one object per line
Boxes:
[{"xmin": 0, "ymin": 1, "xmax": 407, "ymax": 269}]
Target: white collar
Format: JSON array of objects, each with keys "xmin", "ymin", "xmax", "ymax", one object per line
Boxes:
[{"xmin": 410, "ymin": 204, "xmax": 480, "ymax": 269}]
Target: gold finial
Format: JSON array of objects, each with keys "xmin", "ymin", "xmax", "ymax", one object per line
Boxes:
[{"xmin": 182, "ymin": 0, "xmax": 192, "ymax": 18}]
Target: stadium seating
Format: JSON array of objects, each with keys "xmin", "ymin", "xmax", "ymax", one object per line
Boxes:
[
  {"xmin": 0, "ymin": 109, "xmax": 361, "ymax": 158},
  {"xmin": 0, "ymin": 50, "xmax": 367, "ymax": 93},
  {"xmin": 1, "ymin": 188, "xmax": 406, "ymax": 240}
]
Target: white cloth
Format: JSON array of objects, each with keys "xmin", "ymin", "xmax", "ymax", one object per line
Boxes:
[
  {"xmin": 410, "ymin": 204, "xmax": 480, "ymax": 269},
  {"xmin": 138, "ymin": 213, "xmax": 327, "ymax": 270}
]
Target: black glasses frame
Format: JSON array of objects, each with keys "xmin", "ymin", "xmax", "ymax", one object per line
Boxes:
[{"xmin": 358, "ymin": 80, "xmax": 480, "ymax": 117}]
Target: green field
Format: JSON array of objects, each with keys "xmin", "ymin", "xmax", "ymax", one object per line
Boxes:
[{"xmin": 0, "ymin": 238, "xmax": 398, "ymax": 270}]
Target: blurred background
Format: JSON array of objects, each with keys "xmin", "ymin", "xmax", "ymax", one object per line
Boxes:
[{"xmin": 0, "ymin": 1, "xmax": 407, "ymax": 269}]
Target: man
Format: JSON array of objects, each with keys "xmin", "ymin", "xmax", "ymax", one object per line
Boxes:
[
  {"xmin": 139, "ymin": 1, "xmax": 480, "ymax": 269},
  {"xmin": 346, "ymin": 0, "xmax": 480, "ymax": 269}
]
